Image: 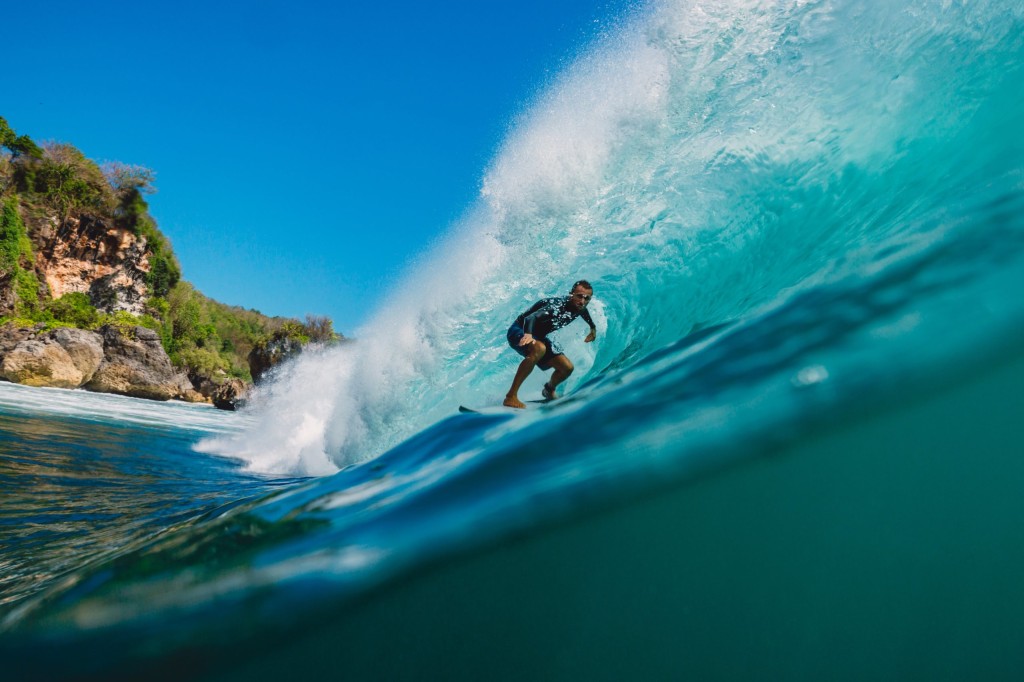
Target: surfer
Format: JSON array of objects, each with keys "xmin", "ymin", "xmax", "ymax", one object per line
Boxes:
[{"xmin": 503, "ymin": 280, "xmax": 598, "ymax": 408}]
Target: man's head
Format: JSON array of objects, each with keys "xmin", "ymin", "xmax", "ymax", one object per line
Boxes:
[{"xmin": 569, "ymin": 280, "xmax": 593, "ymax": 310}]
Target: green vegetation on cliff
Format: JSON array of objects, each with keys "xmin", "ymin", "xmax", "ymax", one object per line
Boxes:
[
  {"xmin": 0, "ymin": 196, "xmax": 42, "ymax": 318},
  {"xmin": 160, "ymin": 283, "xmax": 339, "ymax": 380},
  {"xmin": 0, "ymin": 116, "xmax": 341, "ymax": 384}
]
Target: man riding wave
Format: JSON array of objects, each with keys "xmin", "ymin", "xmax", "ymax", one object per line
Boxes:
[{"xmin": 504, "ymin": 280, "xmax": 597, "ymax": 408}]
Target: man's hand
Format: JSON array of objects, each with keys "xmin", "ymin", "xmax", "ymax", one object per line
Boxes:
[
  {"xmin": 518, "ymin": 333, "xmax": 535, "ymax": 346},
  {"xmin": 584, "ymin": 329, "xmax": 596, "ymax": 343}
]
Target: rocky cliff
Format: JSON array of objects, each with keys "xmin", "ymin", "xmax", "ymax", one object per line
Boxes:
[
  {"xmin": 0, "ymin": 193, "xmax": 201, "ymax": 402},
  {"xmin": 1, "ymin": 118, "xmax": 340, "ymax": 408},
  {"xmin": 28, "ymin": 212, "xmax": 151, "ymax": 315},
  {"xmin": 0, "ymin": 322, "xmax": 202, "ymax": 401}
]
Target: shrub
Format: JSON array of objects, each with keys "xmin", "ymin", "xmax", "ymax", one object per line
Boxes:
[
  {"xmin": 0, "ymin": 117, "xmax": 42, "ymax": 159},
  {"xmin": 278, "ymin": 320, "xmax": 310, "ymax": 344},
  {"xmin": 177, "ymin": 346, "xmax": 229, "ymax": 377},
  {"xmin": 303, "ymin": 314, "xmax": 340, "ymax": 344},
  {"xmin": 19, "ymin": 143, "xmax": 113, "ymax": 218},
  {"xmin": 102, "ymin": 162, "xmax": 155, "ymax": 197},
  {"xmin": 47, "ymin": 292, "xmax": 102, "ymax": 328},
  {"xmin": 148, "ymin": 250, "xmax": 179, "ymax": 298},
  {"xmin": 102, "ymin": 310, "xmax": 146, "ymax": 338},
  {"xmin": 145, "ymin": 296, "xmax": 170, "ymax": 319}
]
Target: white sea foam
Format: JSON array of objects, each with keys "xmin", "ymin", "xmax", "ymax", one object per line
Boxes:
[{"xmin": 0, "ymin": 381, "xmax": 245, "ymax": 436}]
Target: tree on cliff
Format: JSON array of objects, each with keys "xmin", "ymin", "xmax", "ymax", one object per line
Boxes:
[
  {"xmin": 103, "ymin": 162, "xmax": 156, "ymax": 197},
  {"xmin": 0, "ymin": 116, "xmax": 42, "ymax": 159},
  {"xmin": 101, "ymin": 161, "xmax": 180, "ymax": 298}
]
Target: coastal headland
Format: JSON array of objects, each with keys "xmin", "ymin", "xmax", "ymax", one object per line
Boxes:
[{"xmin": 0, "ymin": 116, "xmax": 342, "ymax": 408}]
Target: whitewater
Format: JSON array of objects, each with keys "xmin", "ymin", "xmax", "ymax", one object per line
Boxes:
[{"xmin": 3, "ymin": 0, "xmax": 1024, "ymax": 679}]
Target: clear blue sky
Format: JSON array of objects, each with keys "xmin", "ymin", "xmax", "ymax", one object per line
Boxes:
[{"xmin": 3, "ymin": 0, "xmax": 632, "ymax": 332}]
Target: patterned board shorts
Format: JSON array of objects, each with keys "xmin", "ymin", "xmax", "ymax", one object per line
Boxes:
[{"xmin": 507, "ymin": 325, "xmax": 561, "ymax": 369}]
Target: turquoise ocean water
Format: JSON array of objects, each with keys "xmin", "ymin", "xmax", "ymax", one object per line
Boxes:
[{"xmin": 3, "ymin": 0, "xmax": 1024, "ymax": 678}]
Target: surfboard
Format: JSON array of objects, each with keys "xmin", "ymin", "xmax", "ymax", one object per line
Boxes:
[{"xmin": 458, "ymin": 399, "xmax": 549, "ymax": 414}]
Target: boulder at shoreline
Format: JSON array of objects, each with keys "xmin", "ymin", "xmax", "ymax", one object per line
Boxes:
[
  {"xmin": 0, "ymin": 323, "xmax": 205, "ymax": 402},
  {"xmin": 0, "ymin": 327, "xmax": 103, "ymax": 388},
  {"xmin": 211, "ymin": 378, "xmax": 250, "ymax": 411}
]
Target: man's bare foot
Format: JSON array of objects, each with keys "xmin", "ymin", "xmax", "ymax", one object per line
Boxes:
[
  {"xmin": 542, "ymin": 383, "xmax": 558, "ymax": 401},
  {"xmin": 503, "ymin": 394, "xmax": 526, "ymax": 409}
]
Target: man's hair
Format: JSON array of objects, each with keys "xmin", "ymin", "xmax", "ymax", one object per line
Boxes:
[{"xmin": 572, "ymin": 279, "xmax": 593, "ymax": 291}]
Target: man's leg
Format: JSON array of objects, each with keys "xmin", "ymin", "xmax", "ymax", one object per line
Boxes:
[
  {"xmin": 504, "ymin": 341, "xmax": 547, "ymax": 408},
  {"xmin": 543, "ymin": 355, "xmax": 575, "ymax": 399}
]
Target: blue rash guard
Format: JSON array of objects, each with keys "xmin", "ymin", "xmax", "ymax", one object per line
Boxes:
[{"xmin": 507, "ymin": 296, "xmax": 596, "ymax": 368}]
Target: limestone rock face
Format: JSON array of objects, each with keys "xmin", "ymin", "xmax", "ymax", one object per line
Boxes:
[
  {"xmin": 0, "ymin": 326, "xmax": 104, "ymax": 388},
  {"xmin": 2, "ymin": 339, "xmax": 83, "ymax": 388},
  {"xmin": 211, "ymin": 378, "xmax": 251, "ymax": 411},
  {"xmin": 0, "ymin": 324, "xmax": 33, "ymax": 355},
  {"xmin": 192, "ymin": 375, "xmax": 220, "ymax": 399},
  {"xmin": 248, "ymin": 335, "xmax": 303, "ymax": 384},
  {"xmin": 49, "ymin": 327, "xmax": 104, "ymax": 383},
  {"xmin": 0, "ymin": 323, "xmax": 207, "ymax": 402},
  {"xmin": 32, "ymin": 213, "xmax": 150, "ymax": 315},
  {"xmin": 179, "ymin": 389, "xmax": 209, "ymax": 404},
  {"xmin": 84, "ymin": 325, "xmax": 194, "ymax": 401}
]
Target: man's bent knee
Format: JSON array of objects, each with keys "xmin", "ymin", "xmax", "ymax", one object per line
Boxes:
[{"xmin": 528, "ymin": 341, "xmax": 547, "ymax": 361}]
